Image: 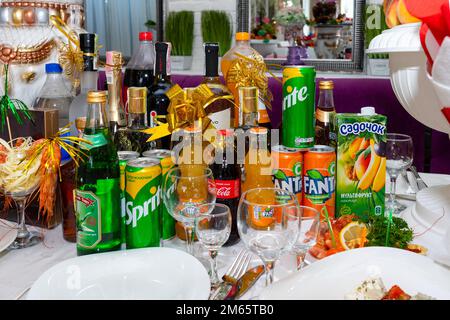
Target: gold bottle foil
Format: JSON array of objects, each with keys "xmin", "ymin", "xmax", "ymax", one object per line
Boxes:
[
  {"xmin": 87, "ymin": 91, "xmax": 108, "ymax": 104},
  {"xmin": 128, "ymin": 87, "xmax": 147, "ymax": 114},
  {"xmin": 239, "ymin": 87, "xmax": 258, "ymax": 114}
]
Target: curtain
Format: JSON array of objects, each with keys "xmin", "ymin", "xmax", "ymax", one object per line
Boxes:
[{"xmin": 85, "ymin": 0, "xmax": 157, "ymax": 58}]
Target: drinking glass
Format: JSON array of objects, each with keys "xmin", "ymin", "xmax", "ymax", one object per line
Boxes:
[
  {"xmin": 291, "ymin": 206, "xmax": 320, "ymax": 271},
  {"xmin": 237, "ymin": 188, "xmax": 300, "ymax": 286},
  {"xmin": 386, "ymin": 134, "xmax": 414, "ymax": 214},
  {"xmin": 195, "ymin": 203, "xmax": 232, "ymax": 288},
  {"xmin": 162, "ymin": 167, "xmax": 216, "ymax": 255}
]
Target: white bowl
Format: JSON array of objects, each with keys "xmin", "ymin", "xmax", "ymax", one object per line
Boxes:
[
  {"xmin": 27, "ymin": 247, "xmax": 211, "ymax": 300},
  {"xmin": 368, "ymin": 23, "xmax": 450, "ymax": 135},
  {"xmin": 259, "ymin": 247, "xmax": 450, "ymax": 300}
]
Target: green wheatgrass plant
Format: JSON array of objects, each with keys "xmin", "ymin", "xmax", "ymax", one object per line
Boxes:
[
  {"xmin": 165, "ymin": 11, "xmax": 194, "ymax": 56},
  {"xmin": 201, "ymin": 10, "xmax": 232, "ymax": 56}
]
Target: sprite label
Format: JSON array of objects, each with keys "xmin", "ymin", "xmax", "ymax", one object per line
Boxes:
[
  {"xmin": 75, "ymin": 190, "xmax": 102, "ymax": 249},
  {"xmin": 282, "ymin": 66, "xmax": 316, "ymax": 149},
  {"xmin": 125, "ymin": 165, "xmax": 162, "ymax": 249}
]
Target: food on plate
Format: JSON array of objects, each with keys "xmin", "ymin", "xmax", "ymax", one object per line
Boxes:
[
  {"xmin": 309, "ymin": 214, "xmax": 418, "ymax": 259},
  {"xmin": 345, "ymin": 277, "xmax": 434, "ymax": 300}
]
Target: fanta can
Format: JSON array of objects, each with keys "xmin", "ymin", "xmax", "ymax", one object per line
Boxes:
[
  {"xmin": 303, "ymin": 146, "xmax": 336, "ymax": 219},
  {"xmin": 271, "ymin": 145, "xmax": 303, "ymax": 205}
]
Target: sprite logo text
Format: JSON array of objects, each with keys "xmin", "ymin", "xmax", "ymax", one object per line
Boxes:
[
  {"xmin": 283, "ymin": 85, "xmax": 309, "ymax": 111},
  {"xmin": 126, "ymin": 186, "xmax": 161, "ymax": 228},
  {"xmin": 339, "ymin": 122, "xmax": 386, "ymax": 136}
]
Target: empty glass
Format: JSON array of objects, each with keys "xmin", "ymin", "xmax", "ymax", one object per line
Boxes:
[
  {"xmin": 386, "ymin": 134, "xmax": 414, "ymax": 214},
  {"xmin": 162, "ymin": 167, "xmax": 216, "ymax": 255},
  {"xmin": 195, "ymin": 203, "xmax": 232, "ymax": 288},
  {"xmin": 291, "ymin": 206, "xmax": 321, "ymax": 271},
  {"xmin": 237, "ymin": 188, "xmax": 300, "ymax": 286}
]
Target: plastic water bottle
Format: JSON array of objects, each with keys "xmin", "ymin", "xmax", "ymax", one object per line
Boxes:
[{"xmin": 34, "ymin": 63, "xmax": 74, "ymax": 160}]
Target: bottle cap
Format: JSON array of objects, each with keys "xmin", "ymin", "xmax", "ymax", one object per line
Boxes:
[
  {"xmin": 236, "ymin": 32, "xmax": 250, "ymax": 41},
  {"xmin": 249, "ymin": 127, "xmax": 268, "ymax": 135},
  {"xmin": 319, "ymin": 80, "xmax": 334, "ymax": 90},
  {"xmin": 75, "ymin": 117, "xmax": 86, "ymax": 131},
  {"xmin": 87, "ymin": 91, "xmax": 108, "ymax": 104},
  {"xmin": 361, "ymin": 106, "xmax": 376, "ymax": 115},
  {"xmin": 79, "ymin": 33, "xmax": 96, "ymax": 53},
  {"xmin": 205, "ymin": 43, "xmax": 219, "ymax": 77},
  {"xmin": 218, "ymin": 129, "xmax": 234, "ymax": 137},
  {"xmin": 239, "ymin": 87, "xmax": 259, "ymax": 113},
  {"xmin": 139, "ymin": 32, "xmax": 153, "ymax": 42},
  {"xmin": 45, "ymin": 63, "xmax": 63, "ymax": 73},
  {"xmin": 128, "ymin": 87, "xmax": 147, "ymax": 113}
]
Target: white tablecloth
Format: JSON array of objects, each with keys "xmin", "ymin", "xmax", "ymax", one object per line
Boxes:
[{"xmin": 0, "ymin": 172, "xmax": 449, "ymax": 300}]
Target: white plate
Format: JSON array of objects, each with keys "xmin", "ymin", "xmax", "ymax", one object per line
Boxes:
[
  {"xmin": 259, "ymin": 247, "xmax": 450, "ymax": 300},
  {"xmin": 27, "ymin": 247, "xmax": 211, "ymax": 300},
  {"xmin": 0, "ymin": 220, "xmax": 17, "ymax": 253}
]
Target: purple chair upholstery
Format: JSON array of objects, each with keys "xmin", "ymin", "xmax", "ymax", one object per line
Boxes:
[{"xmin": 98, "ymin": 72, "xmax": 450, "ymax": 174}]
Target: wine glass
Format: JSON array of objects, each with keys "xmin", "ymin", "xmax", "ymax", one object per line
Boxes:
[
  {"xmin": 195, "ymin": 203, "xmax": 232, "ymax": 288},
  {"xmin": 162, "ymin": 167, "xmax": 216, "ymax": 255},
  {"xmin": 386, "ymin": 134, "xmax": 414, "ymax": 215},
  {"xmin": 290, "ymin": 206, "xmax": 320, "ymax": 271},
  {"xmin": 237, "ymin": 188, "xmax": 300, "ymax": 286}
]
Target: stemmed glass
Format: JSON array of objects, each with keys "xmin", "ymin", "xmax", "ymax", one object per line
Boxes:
[
  {"xmin": 386, "ymin": 134, "xmax": 414, "ymax": 214},
  {"xmin": 291, "ymin": 206, "xmax": 320, "ymax": 271},
  {"xmin": 238, "ymin": 188, "xmax": 300, "ymax": 286},
  {"xmin": 195, "ymin": 203, "xmax": 232, "ymax": 288},
  {"xmin": 162, "ymin": 167, "xmax": 216, "ymax": 255}
]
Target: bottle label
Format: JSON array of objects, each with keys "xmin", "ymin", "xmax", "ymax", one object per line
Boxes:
[
  {"xmin": 81, "ymin": 133, "xmax": 108, "ymax": 150},
  {"xmin": 75, "ymin": 190, "xmax": 102, "ymax": 249},
  {"xmin": 215, "ymin": 179, "xmax": 240, "ymax": 199},
  {"xmin": 316, "ymin": 109, "xmax": 335, "ymax": 123},
  {"xmin": 258, "ymin": 99, "xmax": 271, "ymax": 124}
]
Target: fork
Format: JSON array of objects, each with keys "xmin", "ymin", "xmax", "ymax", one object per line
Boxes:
[{"xmin": 209, "ymin": 250, "xmax": 252, "ymax": 300}]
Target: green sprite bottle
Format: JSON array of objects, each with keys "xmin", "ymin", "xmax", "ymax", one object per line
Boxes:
[{"xmin": 75, "ymin": 90, "xmax": 122, "ymax": 256}]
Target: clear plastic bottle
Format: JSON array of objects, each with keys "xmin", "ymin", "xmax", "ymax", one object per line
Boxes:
[{"xmin": 33, "ymin": 63, "xmax": 73, "ymax": 128}]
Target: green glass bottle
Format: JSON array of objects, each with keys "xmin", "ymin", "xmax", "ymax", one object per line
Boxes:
[{"xmin": 75, "ymin": 90, "xmax": 122, "ymax": 256}]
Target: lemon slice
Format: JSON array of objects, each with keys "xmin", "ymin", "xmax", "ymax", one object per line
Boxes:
[{"xmin": 339, "ymin": 222, "xmax": 368, "ymax": 250}]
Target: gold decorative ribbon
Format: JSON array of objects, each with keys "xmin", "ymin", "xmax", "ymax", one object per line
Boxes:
[
  {"xmin": 50, "ymin": 15, "xmax": 84, "ymax": 89},
  {"xmin": 225, "ymin": 52, "xmax": 281, "ymax": 110},
  {"xmin": 143, "ymin": 84, "xmax": 234, "ymax": 142}
]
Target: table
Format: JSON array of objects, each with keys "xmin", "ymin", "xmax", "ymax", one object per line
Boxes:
[{"xmin": 0, "ymin": 173, "xmax": 449, "ymax": 300}]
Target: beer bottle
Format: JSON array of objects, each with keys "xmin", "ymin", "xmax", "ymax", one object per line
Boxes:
[
  {"xmin": 75, "ymin": 91, "xmax": 122, "ymax": 256},
  {"xmin": 315, "ymin": 80, "xmax": 337, "ymax": 148}
]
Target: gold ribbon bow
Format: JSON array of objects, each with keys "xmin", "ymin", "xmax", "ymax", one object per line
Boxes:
[
  {"xmin": 143, "ymin": 84, "xmax": 234, "ymax": 142},
  {"xmin": 226, "ymin": 52, "xmax": 282, "ymax": 110},
  {"xmin": 50, "ymin": 15, "xmax": 84, "ymax": 90}
]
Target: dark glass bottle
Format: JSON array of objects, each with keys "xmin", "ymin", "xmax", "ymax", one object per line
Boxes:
[
  {"xmin": 115, "ymin": 87, "xmax": 153, "ymax": 154},
  {"xmin": 315, "ymin": 80, "xmax": 337, "ymax": 148},
  {"xmin": 211, "ymin": 129, "xmax": 240, "ymax": 246},
  {"xmin": 148, "ymin": 42, "xmax": 173, "ymax": 149},
  {"xmin": 201, "ymin": 43, "xmax": 233, "ymax": 129}
]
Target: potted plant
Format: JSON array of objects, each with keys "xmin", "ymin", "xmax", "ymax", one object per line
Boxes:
[
  {"xmin": 201, "ymin": 11, "xmax": 232, "ymax": 56},
  {"xmin": 165, "ymin": 11, "xmax": 194, "ymax": 70},
  {"xmin": 273, "ymin": 6, "xmax": 307, "ymax": 45}
]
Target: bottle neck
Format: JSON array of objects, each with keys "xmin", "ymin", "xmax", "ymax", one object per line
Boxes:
[
  {"xmin": 85, "ymin": 101, "xmax": 107, "ymax": 132},
  {"xmin": 128, "ymin": 112, "xmax": 147, "ymax": 128},
  {"xmin": 249, "ymin": 133, "xmax": 268, "ymax": 151},
  {"xmin": 236, "ymin": 40, "xmax": 250, "ymax": 48},
  {"xmin": 317, "ymin": 89, "xmax": 335, "ymax": 111},
  {"xmin": 155, "ymin": 48, "xmax": 170, "ymax": 79},
  {"xmin": 80, "ymin": 71, "xmax": 98, "ymax": 93},
  {"xmin": 108, "ymin": 68, "xmax": 125, "ymax": 126},
  {"xmin": 205, "ymin": 50, "xmax": 219, "ymax": 78}
]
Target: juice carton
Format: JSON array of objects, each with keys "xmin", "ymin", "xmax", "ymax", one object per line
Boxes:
[{"xmin": 335, "ymin": 107, "xmax": 387, "ymax": 220}]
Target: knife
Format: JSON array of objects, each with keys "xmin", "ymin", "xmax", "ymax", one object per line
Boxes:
[
  {"xmin": 225, "ymin": 265, "xmax": 265, "ymax": 300},
  {"xmin": 410, "ymin": 166, "xmax": 428, "ymax": 190}
]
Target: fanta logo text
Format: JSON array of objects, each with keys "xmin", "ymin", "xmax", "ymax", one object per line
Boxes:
[
  {"xmin": 283, "ymin": 86, "xmax": 309, "ymax": 111},
  {"xmin": 273, "ymin": 176, "xmax": 302, "ymax": 194},
  {"xmin": 304, "ymin": 176, "xmax": 335, "ymax": 197},
  {"xmin": 126, "ymin": 186, "xmax": 161, "ymax": 228},
  {"xmin": 339, "ymin": 122, "xmax": 385, "ymax": 136}
]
